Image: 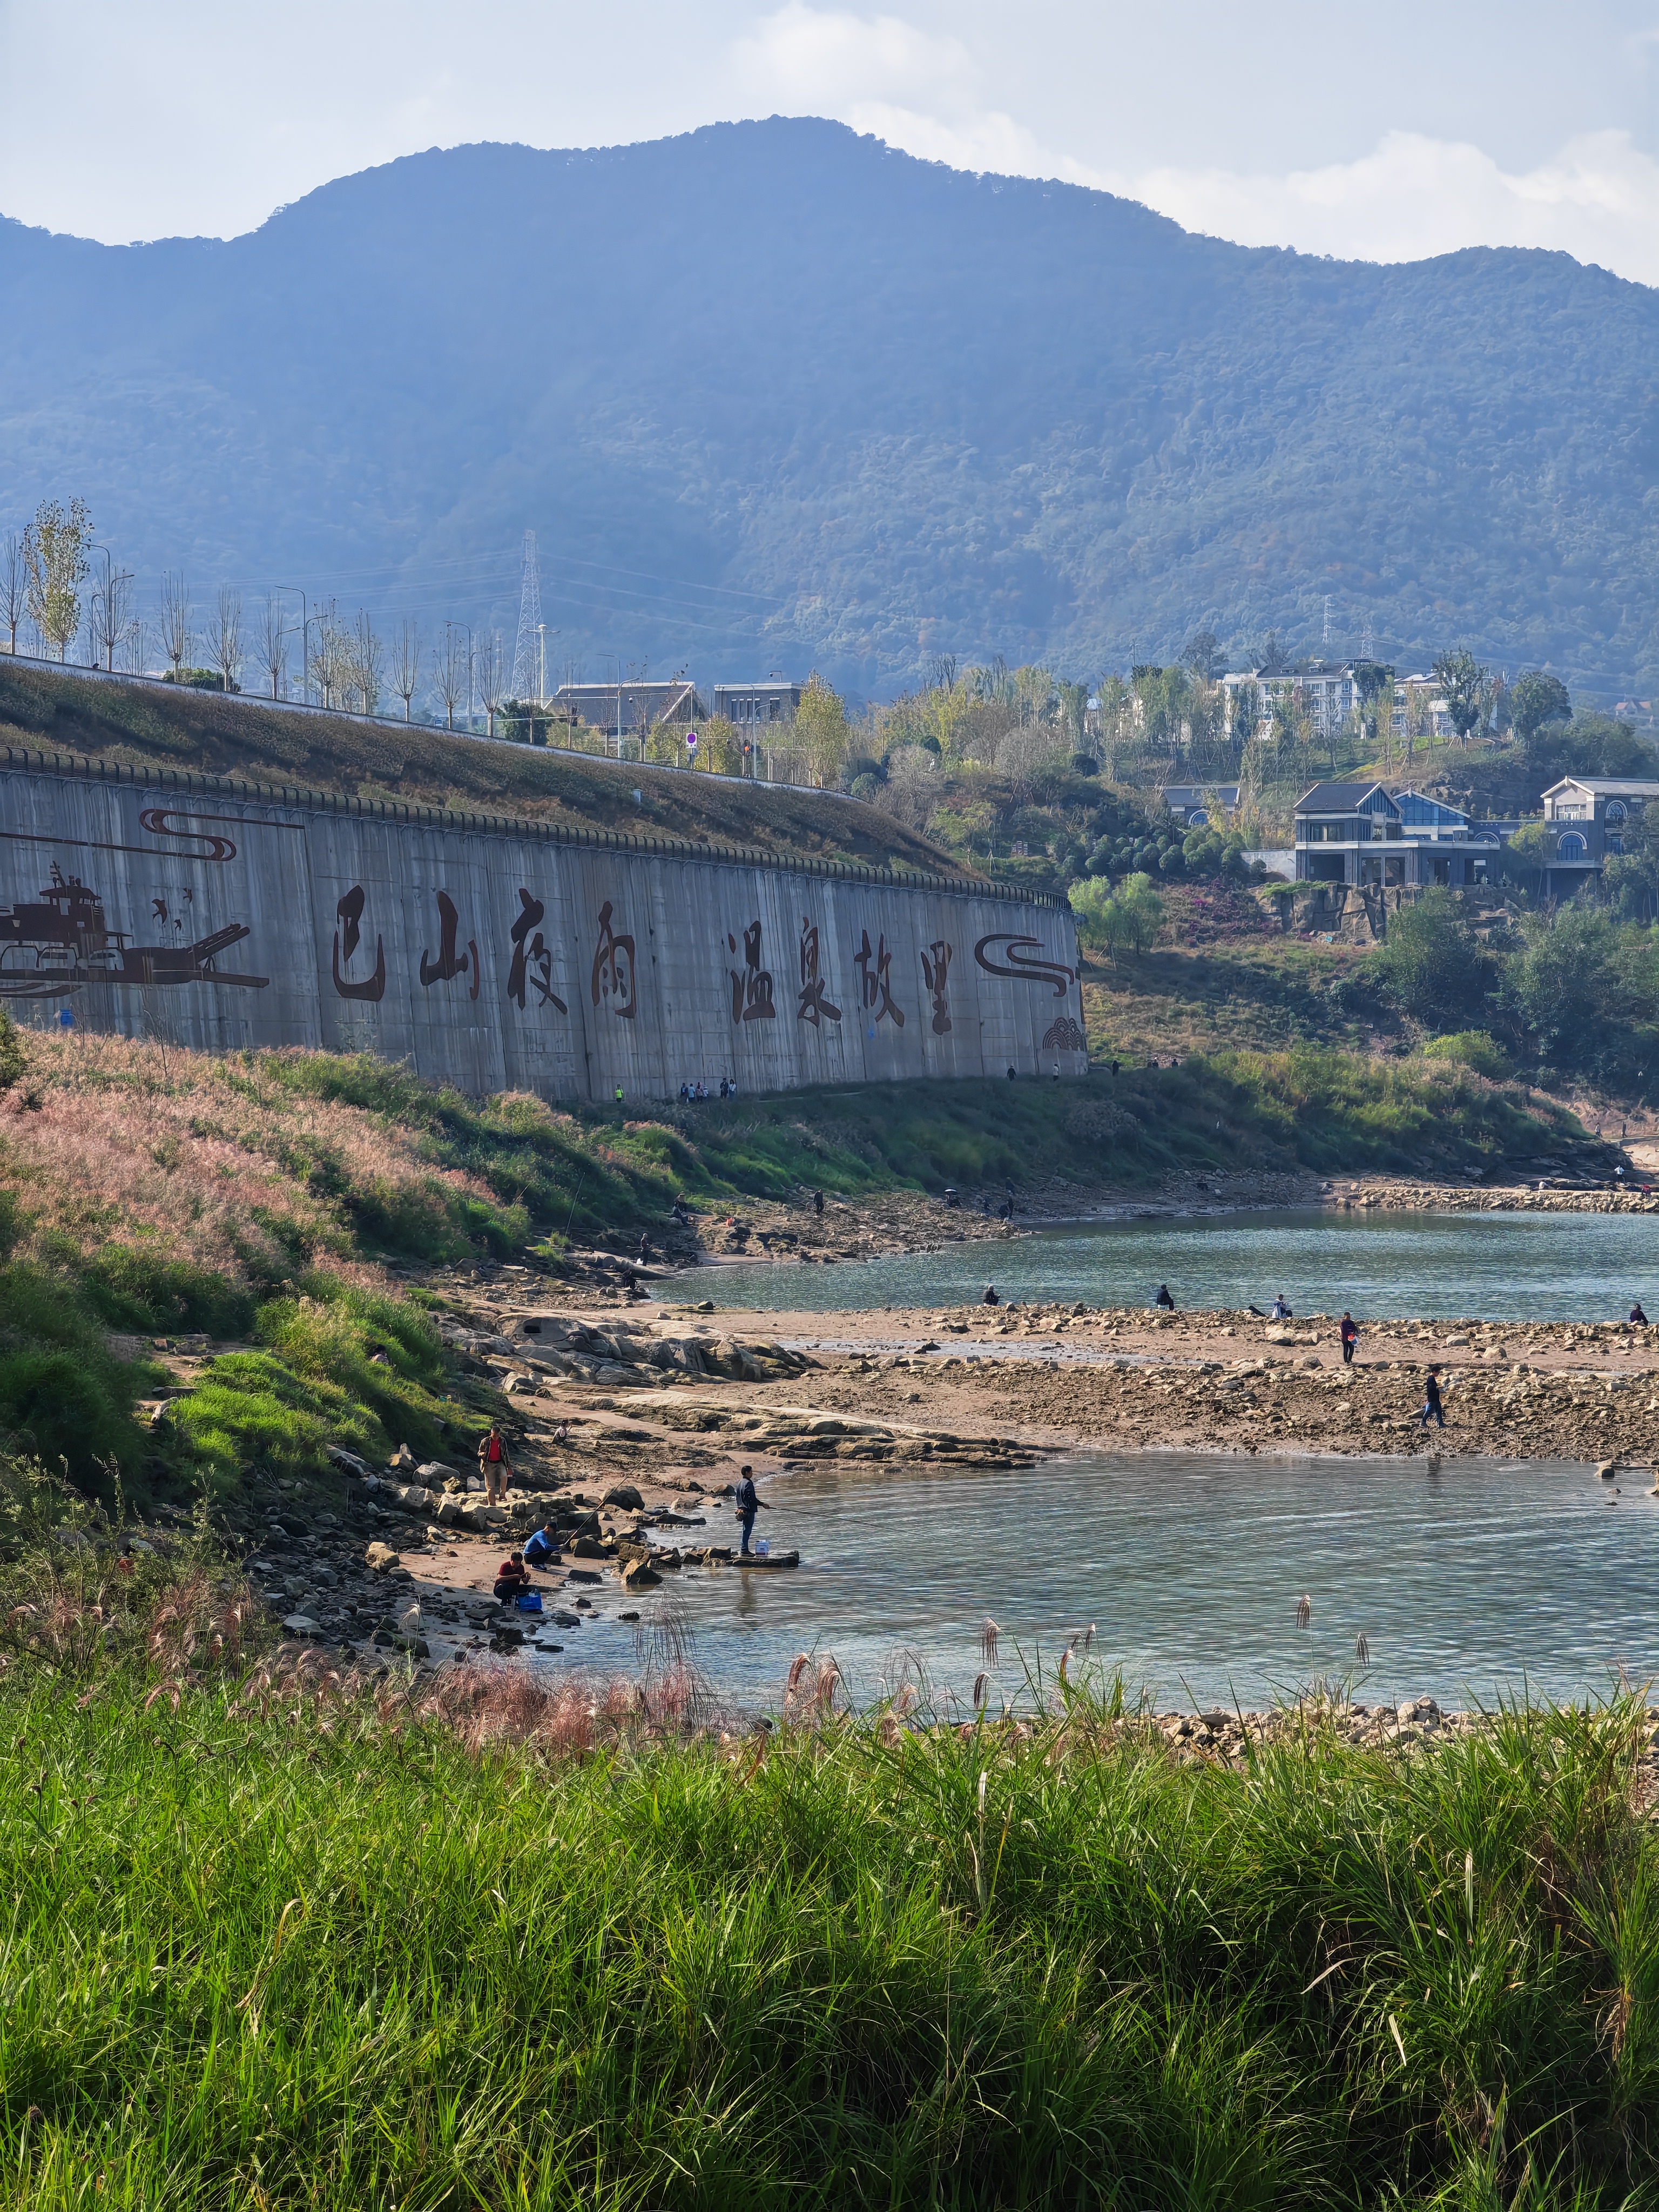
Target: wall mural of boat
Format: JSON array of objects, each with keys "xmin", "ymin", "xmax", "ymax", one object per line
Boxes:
[{"xmin": 0, "ymin": 866, "xmax": 269, "ymax": 999}]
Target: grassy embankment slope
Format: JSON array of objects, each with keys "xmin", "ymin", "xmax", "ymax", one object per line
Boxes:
[
  {"xmin": 0, "ymin": 1588, "xmax": 1654, "ymax": 2209},
  {"xmin": 0, "ymin": 659, "xmax": 962, "ymax": 874},
  {"xmin": 0, "ymin": 1013, "xmax": 1603, "ymax": 1505}
]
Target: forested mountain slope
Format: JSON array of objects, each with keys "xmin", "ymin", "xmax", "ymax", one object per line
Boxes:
[{"xmin": 3, "ymin": 118, "xmax": 1656, "ymax": 697}]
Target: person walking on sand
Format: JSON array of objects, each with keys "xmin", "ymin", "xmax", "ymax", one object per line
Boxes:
[
  {"xmin": 733, "ymin": 1464, "xmax": 769, "ymax": 1556},
  {"xmin": 1419, "ymin": 1365, "xmax": 1445, "ymax": 1430},
  {"xmin": 1340, "ymin": 1311, "xmax": 1359, "ymax": 1365},
  {"xmin": 477, "ymin": 1421, "xmax": 512, "ymax": 1506}
]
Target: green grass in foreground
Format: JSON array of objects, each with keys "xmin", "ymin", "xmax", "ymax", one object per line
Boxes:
[{"xmin": 0, "ymin": 1617, "xmax": 1654, "ymax": 2209}]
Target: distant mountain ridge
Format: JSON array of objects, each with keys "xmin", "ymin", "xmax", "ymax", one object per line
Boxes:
[{"xmin": 2, "ymin": 118, "xmax": 1657, "ymax": 702}]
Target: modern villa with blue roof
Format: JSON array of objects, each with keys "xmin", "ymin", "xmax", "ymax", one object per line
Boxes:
[{"xmin": 1292, "ymin": 783, "xmax": 1502, "ymax": 888}]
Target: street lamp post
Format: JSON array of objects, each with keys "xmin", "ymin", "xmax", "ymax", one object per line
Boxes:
[{"xmin": 273, "ymin": 585, "xmax": 308, "ymax": 701}]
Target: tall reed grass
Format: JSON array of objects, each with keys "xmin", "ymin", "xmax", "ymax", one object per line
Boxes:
[{"xmin": 0, "ymin": 1633, "xmax": 1653, "ymax": 2210}]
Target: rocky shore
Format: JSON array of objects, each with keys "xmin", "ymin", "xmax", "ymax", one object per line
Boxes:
[{"xmin": 215, "ymin": 1262, "xmax": 1659, "ymax": 1683}]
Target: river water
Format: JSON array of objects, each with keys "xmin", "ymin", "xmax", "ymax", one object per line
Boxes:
[
  {"xmin": 594, "ymin": 1449, "xmax": 1659, "ymax": 1716},
  {"xmin": 688, "ymin": 1208, "xmax": 1659, "ymax": 1324}
]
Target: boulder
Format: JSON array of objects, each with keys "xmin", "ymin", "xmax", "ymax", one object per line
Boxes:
[
  {"xmin": 364, "ymin": 1542, "xmax": 401, "ymax": 1573},
  {"xmin": 622, "ymin": 1559, "xmax": 662, "ymax": 1588},
  {"xmin": 571, "ymin": 1534, "xmax": 608, "ymax": 1559},
  {"xmin": 387, "ymin": 1444, "xmax": 417, "ymax": 1472},
  {"xmin": 602, "ymin": 1483, "xmax": 645, "ymax": 1510},
  {"xmin": 282, "ymin": 1614, "xmax": 322, "ymax": 1636},
  {"xmin": 416, "ymin": 1462, "xmax": 463, "ymax": 1486},
  {"xmin": 327, "ymin": 1445, "xmax": 375, "ymax": 1480}
]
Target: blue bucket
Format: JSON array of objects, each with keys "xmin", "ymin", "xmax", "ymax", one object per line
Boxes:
[{"xmin": 516, "ymin": 1591, "xmax": 543, "ymax": 1614}]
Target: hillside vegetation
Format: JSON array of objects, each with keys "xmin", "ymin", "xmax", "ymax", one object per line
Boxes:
[
  {"xmin": 4, "ymin": 119, "xmax": 1659, "ymax": 694},
  {"xmin": 0, "ymin": 661, "xmax": 964, "ymax": 876}
]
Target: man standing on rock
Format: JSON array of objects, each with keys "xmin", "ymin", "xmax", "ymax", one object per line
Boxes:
[
  {"xmin": 734, "ymin": 1464, "xmax": 769, "ymax": 1556},
  {"xmin": 477, "ymin": 1422, "xmax": 512, "ymax": 1507}
]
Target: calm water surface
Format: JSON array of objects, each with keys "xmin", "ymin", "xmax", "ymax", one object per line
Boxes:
[
  {"xmin": 689, "ymin": 1208, "xmax": 1659, "ymax": 1324},
  {"xmin": 569, "ymin": 1451, "xmax": 1659, "ymax": 1715}
]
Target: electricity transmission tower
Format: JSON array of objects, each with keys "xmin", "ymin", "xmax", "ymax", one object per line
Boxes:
[{"xmin": 510, "ymin": 530, "xmax": 544, "ymax": 702}]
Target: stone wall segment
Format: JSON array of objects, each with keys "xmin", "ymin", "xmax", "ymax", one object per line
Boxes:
[{"xmin": 0, "ymin": 754, "xmax": 1087, "ymax": 1101}]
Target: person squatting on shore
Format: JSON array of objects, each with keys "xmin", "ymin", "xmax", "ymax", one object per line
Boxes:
[
  {"xmin": 733, "ymin": 1464, "xmax": 770, "ymax": 1556},
  {"xmin": 494, "ymin": 1551, "xmax": 531, "ymax": 1603},
  {"xmin": 1420, "ymin": 1365, "xmax": 1445, "ymax": 1429},
  {"xmin": 523, "ymin": 1521, "xmax": 559, "ymax": 1570}
]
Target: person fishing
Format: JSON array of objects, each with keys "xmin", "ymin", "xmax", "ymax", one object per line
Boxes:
[
  {"xmin": 1270, "ymin": 1293, "xmax": 1293, "ymax": 1321},
  {"xmin": 1339, "ymin": 1311, "xmax": 1359, "ymax": 1365},
  {"xmin": 982, "ymin": 1284, "xmax": 1001, "ymax": 1306},
  {"xmin": 733, "ymin": 1464, "xmax": 770, "ymax": 1557},
  {"xmin": 477, "ymin": 1421, "xmax": 512, "ymax": 1507},
  {"xmin": 1630, "ymin": 1301, "xmax": 1649, "ymax": 1325},
  {"xmin": 1154, "ymin": 1284, "xmax": 1176, "ymax": 1311},
  {"xmin": 1419, "ymin": 1364, "xmax": 1445, "ymax": 1430}
]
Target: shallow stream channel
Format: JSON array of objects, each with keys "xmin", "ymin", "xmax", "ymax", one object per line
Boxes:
[
  {"xmin": 588, "ymin": 1449, "xmax": 1659, "ymax": 1717},
  {"xmin": 690, "ymin": 1207, "xmax": 1659, "ymax": 1325}
]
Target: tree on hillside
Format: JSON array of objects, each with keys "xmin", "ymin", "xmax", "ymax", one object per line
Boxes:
[
  {"xmin": 204, "ymin": 587, "xmax": 245, "ymax": 694},
  {"xmin": 433, "ymin": 624, "xmax": 468, "ymax": 730},
  {"xmin": 22, "ymin": 497, "xmax": 91, "ymax": 660},
  {"xmin": 1183, "ymin": 630, "xmax": 1221, "ymax": 678},
  {"xmin": 255, "ymin": 596, "xmax": 287, "ymax": 699},
  {"xmin": 1509, "ymin": 670, "xmax": 1572, "ymax": 746},
  {"xmin": 1069, "ymin": 871, "xmax": 1163, "ymax": 962},
  {"xmin": 390, "ymin": 619, "xmax": 422, "ymax": 721},
  {"xmin": 1370, "ymin": 886, "xmax": 1493, "ymax": 1027},
  {"xmin": 1353, "ymin": 662, "xmax": 1395, "ymax": 764},
  {"xmin": 351, "ymin": 610, "xmax": 384, "ymax": 716},
  {"xmin": 1501, "ymin": 907, "xmax": 1620, "ymax": 1069},
  {"xmin": 89, "ymin": 559, "xmax": 133, "ymax": 672},
  {"xmin": 796, "ymin": 673, "xmax": 851, "ymax": 786},
  {"xmin": 475, "ymin": 629, "xmax": 505, "ymax": 738},
  {"xmin": 1432, "ymin": 650, "xmax": 1489, "ymax": 746},
  {"xmin": 0, "ymin": 533, "xmax": 24, "ymax": 653},
  {"xmin": 158, "ymin": 572, "xmax": 192, "ymax": 680}
]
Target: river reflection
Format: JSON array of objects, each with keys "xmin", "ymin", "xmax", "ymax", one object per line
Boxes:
[
  {"xmin": 572, "ymin": 1450, "xmax": 1659, "ymax": 1715},
  {"xmin": 688, "ymin": 1208, "xmax": 1659, "ymax": 1324}
]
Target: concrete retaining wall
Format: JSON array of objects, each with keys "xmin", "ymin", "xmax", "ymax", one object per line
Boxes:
[{"xmin": 0, "ymin": 753, "xmax": 1088, "ymax": 1101}]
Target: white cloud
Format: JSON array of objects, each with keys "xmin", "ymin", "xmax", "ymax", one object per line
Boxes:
[
  {"xmin": 1117, "ymin": 129, "xmax": 1659, "ymax": 284},
  {"xmin": 732, "ymin": 8, "xmax": 1659, "ymax": 285},
  {"xmin": 732, "ymin": 3, "xmax": 1107, "ymax": 188}
]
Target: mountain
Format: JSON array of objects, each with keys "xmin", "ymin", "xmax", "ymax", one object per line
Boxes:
[{"xmin": 3, "ymin": 118, "xmax": 1658, "ymax": 702}]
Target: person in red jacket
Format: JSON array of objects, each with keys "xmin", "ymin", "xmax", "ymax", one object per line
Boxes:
[{"xmin": 477, "ymin": 1422, "xmax": 512, "ymax": 1507}]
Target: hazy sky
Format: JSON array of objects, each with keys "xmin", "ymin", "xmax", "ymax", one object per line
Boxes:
[{"xmin": 6, "ymin": 1, "xmax": 1659, "ymax": 282}]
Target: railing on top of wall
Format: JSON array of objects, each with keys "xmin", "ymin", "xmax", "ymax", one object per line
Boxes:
[{"xmin": 0, "ymin": 746, "xmax": 1064, "ymax": 910}]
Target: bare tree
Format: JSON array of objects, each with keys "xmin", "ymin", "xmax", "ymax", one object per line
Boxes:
[
  {"xmin": 255, "ymin": 596, "xmax": 287, "ymax": 699},
  {"xmin": 203, "ymin": 586, "xmax": 245, "ymax": 694},
  {"xmin": 433, "ymin": 623, "xmax": 467, "ymax": 730},
  {"xmin": 475, "ymin": 628, "xmax": 506, "ymax": 738},
  {"xmin": 310, "ymin": 602, "xmax": 350, "ymax": 709},
  {"xmin": 158, "ymin": 572, "xmax": 193, "ymax": 679},
  {"xmin": 390, "ymin": 618, "xmax": 423, "ymax": 720},
  {"xmin": 23, "ymin": 497, "xmax": 92, "ymax": 659},
  {"xmin": 89, "ymin": 561, "xmax": 134, "ymax": 670},
  {"xmin": 0, "ymin": 532, "xmax": 25, "ymax": 653},
  {"xmin": 350, "ymin": 609, "xmax": 383, "ymax": 715}
]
